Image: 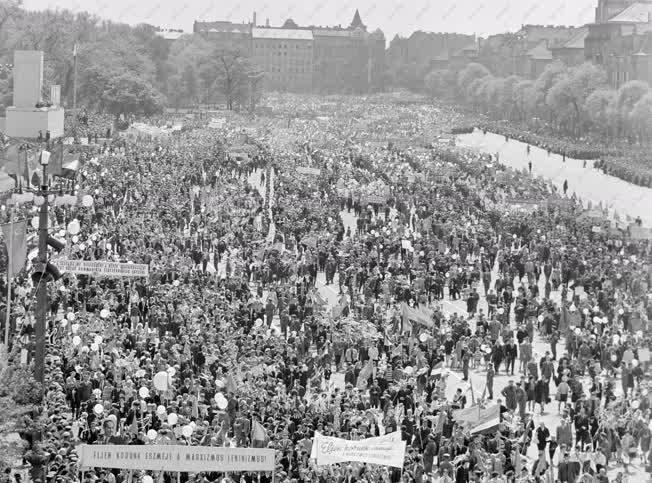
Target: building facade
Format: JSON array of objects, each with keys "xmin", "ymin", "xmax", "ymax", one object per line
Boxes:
[
  {"xmin": 251, "ymin": 28, "xmax": 313, "ymax": 93},
  {"xmin": 193, "ymin": 21, "xmax": 252, "ymax": 55},
  {"xmin": 193, "ymin": 10, "xmax": 384, "ymax": 94},
  {"xmin": 585, "ymin": 2, "xmax": 652, "ymax": 87}
]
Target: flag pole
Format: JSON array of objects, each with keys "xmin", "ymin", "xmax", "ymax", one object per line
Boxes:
[{"xmin": 4, "ymin": 211, "xmax": 13, "ymax": 347}]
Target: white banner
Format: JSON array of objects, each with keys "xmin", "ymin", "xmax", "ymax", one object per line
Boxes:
[
  {"xmin": 312, "ymin": 431, "xmax": 405, "ymax": 468},
  {"xmin": 55, "ymin": 259, "xmax": 149, "ymax": 277},
  {"xmin": 77, "ymin": 445, "xmax": 275, "ymax": 472},
  {"xmin": 297, "ymin": 166, "xmax": 321, "ymax": 176}
]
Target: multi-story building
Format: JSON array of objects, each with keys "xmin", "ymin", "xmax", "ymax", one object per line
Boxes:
[
  {"xmin": 551, "ymin": 27, "xmax": 590, "ymax": 66},
  {"xmin": 193, "ymin": 20, "xmax": 252, "ymax": 54},
  {"xmin": 311, "ymin": 12, "xmax": 385, "ymax": 94},
  {"xmin": 194, "ymin": 10, "xmax": 384, "ymax": 93},
  {"xmin": 585, "ymin": 1, "xmax": 652, "ymax": 87},
  {"xmin": 251, "ymin": 27, "xmax": 314, "ymax": 93}
]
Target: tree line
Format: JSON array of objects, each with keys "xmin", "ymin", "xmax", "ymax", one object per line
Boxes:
[
  {"xmin": 425, "ymin": 61, "xmax": 652, "ymax": 145},
  {"xmin": 0, "ymin": 1, "xmax": 262, "ymax": 118}
]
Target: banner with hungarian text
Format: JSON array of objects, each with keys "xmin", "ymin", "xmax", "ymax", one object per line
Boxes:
[
  {"xmin": 312, "ymin": 431, "xmax": 406, "ymax": 468},
  {"xmin": 77, "ymin": 445, "xmax": 275, "ymax": 472},
  {"xmin": 56, "ymin": 259, "xmax": 149, "ymax": 277}
]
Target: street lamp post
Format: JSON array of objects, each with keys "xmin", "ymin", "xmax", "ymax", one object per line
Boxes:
[{"xmin": 33, "ymin": 158, "xmax": 49, "ymax": 385}]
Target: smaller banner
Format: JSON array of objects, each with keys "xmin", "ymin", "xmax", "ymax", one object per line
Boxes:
[
  {"xmin": 312, "ymin": 431, "xmax": 405, "ymax": 468},
  {"xmin": 630, "ymin": 225, "xmax": 652, "ymax": 240},
  {"xmin": 77, "ymin": 445, "xmax": 275, "ymax": 472},
  {"xmin": 297, "ymin": 166, "xmax": 321, "ymax": 176},
  {"xmin": 56, "ymin": 259, "xmax": 149, "ymax": 277}
]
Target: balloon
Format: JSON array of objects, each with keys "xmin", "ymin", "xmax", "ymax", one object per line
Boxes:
[
  {"xmin": 632, "ymin": 359, "xmax": 639, "ymax": 367},
  {"xmin": 582, "ymin": 308, "xmax": 589, "ymax": 315},
  {"xmin": 181, "ymin": 425, "xmax": 193, "ymax": 438},
  {"xmin": 67, "ymin": 312, "xmax": 76, "ymax": 321},
  {"xmin": 484, "ymin": 347, "xmax": 492, "ymax": 354},
  {"xmin": 93, "ymin": 403, "xmax": 104, "ymax": 415},
  {"xmin": 153, "ymin": 371, "xmax": 169, "ymax": 391},
  {"xmin": 419, "ymin": 333, "xmax": 429, "ymax": 342},
  {"xmin": 167, "ymin": 413, "xmax": 178, "ymax": 426},
  {"xmin": 593, "ymin": 305, "xmax": 599, "ymax": 313},
  {"xmin": 72, "ymin": 336, "xmax": 81, "ymax": 346},
  {"xmin": 167, "ymin": 366, "xmax": 176, "ymax": 376},
  {"xmin": 618, "ymin": 308, "xmax": 625, "ymax": 315},
  {"xmin": 92, "ymin": 388, "xmax": 101, "ymax": 397},
  {"xmin": 214, "ymin": 392, "xmax": 225, "ymax": 403},
  {"xmin": 574, "ymin": 328, "xmax": 581, "ymax": 335},
  {"xmin": 569, "ymin": 304, "xmax": 576, "ymax": 312},
  {"xmin": 67, "ymin": 219, "xmax": 81, "ymax": 235},
  {"xmin": 156, "ymin": 405, "xmax": 166, "ymax": 416},
  {"xmin": 216, "ymin": 397, "xmax": 228, "ymax": 410},
  {"xmin": 90, "ymin": 343, "xmax": 99, "ymax": 352},
  {"xmin": 81, "ymin": 346, "xmax": 89, "ymax": 353},
  {"xmin": 254, "ymin": 318, "xmax": 263, "ymax": 328},
  {"xmin": 142, "ymin": 477, "xmax": 153, "ymax": 483},
  {"xmin": 404, "ymin": 366, "xmax": 414, "ymax": 375},
  {"xmin": 146, "ymin": 430, "xmax": 157, "ymax": 441},
  {"xmin": 71, "ymin": 323, "xmax": 79, "ymax": 333},
  {"xmin": 94, "ymin": 335, "xmax": 103, "ymax": 345},
  {"xmin": 215, "ymin": 379, "xmax": 225, "ymax": 389},
  {"xmin": 139, "ymin": 387, "xmax": 150, "ymax": 399},
  {"xmin": 632, "ymin": 400, "xmax": 640, "ymax": 409},
  {"xmin": 613, "ymin": 335, "xmax": 620, "ymax": 344},
  {"xmin": 537, "ymin": 315, "xmax": 544, "ymax": 323},
  {"xmin": 100, "ymin": 309, "xmax": 110, "ymax": 319},
  {"xmin": 172, "ymin": 280, "xmax": 180, "ymax": 287},
  {"xmin": 611, "ymin": 354, "xmax": 618, "ymax": 362},
  {"xmin": 593, "ymin": 316, "xmax": 600, "ymax": 323},
  {"xmin": 497, "ymin": 308, "xmax": 505, "ymax": 315},
  {"xmin": 82, "ymin": 195, "xmax": 94, "ymax": 207}
]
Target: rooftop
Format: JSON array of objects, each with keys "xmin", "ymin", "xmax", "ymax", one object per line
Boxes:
[
  {"xmin": 252, "ymin": 27, "xmax": 313, "ymax": 40},
  {"xmin": 608, "ymin": 2, "xmax": 652, "ymax": 23},
  {"xmin": 194, "ymin": 21, "xmax": 251, "ymax": 33},
  {"xmin": 527, "ymin": 40, "xmax": 553, "ymax": 60},
  {"xmin": 155, "ymin": 30, "xmax": 185, "ymax": 40},
  {"xmin": 557, "ymin": 26, "xmax": 589, "ymax": 49}
]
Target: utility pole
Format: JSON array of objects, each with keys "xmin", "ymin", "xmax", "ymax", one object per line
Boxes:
[{"xmin": 33, "ymin": 160, "xmax": 49, "ymax": 385}]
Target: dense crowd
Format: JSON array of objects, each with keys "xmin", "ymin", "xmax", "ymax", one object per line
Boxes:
[{"xmin": 0, "ymin": 94, "xmax": 650, "ymax": 483}]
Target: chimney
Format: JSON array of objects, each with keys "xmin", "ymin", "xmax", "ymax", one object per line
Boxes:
[
  {"xmin": 266, "ymin": 18, "xmax": 270, "ymax": 27},
  {"xmin": 253, "ymin": 11, "xmax": 257, "ymax": 26}
]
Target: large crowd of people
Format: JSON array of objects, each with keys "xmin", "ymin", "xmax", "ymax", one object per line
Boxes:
[{"xmin": 1, "ymin": 94, "xmax": 650, "ymax": 483}]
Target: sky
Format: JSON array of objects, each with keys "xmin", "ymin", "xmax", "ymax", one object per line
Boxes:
[{"xmin": 22, "ymin": 0, "xmax": 598, "ymax": 41}]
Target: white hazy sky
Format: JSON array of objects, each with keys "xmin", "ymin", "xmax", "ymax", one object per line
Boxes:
[{"xmin": 23, "ymin": 0, "xmax": 598, "ymax": 41}]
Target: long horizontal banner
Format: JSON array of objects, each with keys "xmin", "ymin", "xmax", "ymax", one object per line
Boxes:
[
  {"xmin": 311, "ymin": 431, "xmax": 405, "ymax": 468},
  {"xmin": 77, "ymin": 445, "xmax": 275, "ymax": 472},
  {"xmin": 56, "ymin": 259, "xmax": 149, "ymax": 277}
]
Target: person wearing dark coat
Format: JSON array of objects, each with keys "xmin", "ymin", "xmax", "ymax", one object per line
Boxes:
[{"xmin": 501, "ymin": 380, "xmax": 517, "ymax": 411}]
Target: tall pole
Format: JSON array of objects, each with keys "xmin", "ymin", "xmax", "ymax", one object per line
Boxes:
[
  {"xmin": 34, "ymin": 163, "xmax": 48, "ymax": 385},
  {"xmin": 4, "ymin": 210, "xmax": 13, "ymax": 348},
  {"xmin": 73, "ymin": 43, "xmax": 78, "ymax": 109}
]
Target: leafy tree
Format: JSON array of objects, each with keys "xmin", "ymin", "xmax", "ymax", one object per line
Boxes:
[
  {"xmin": 513, "ymin": 79, "xmax": 535, "ymax": 121},
  {"xmin": 102, "ymin": 72, "xmax": 165, "ymax": 118},
  {"xmin": 630, "ymin": 92, "xmax": 652, "ymax": 142},
  {"xmin": 424, "ymin": 69, "xmax": 455, "ymax": 98},
  {"xmin": 615, "ymin": 80, "xmax": 649, "ymax": 138},
  {"xmin": 584, "ymin": 88, "xmax": 616, "ymax": 138},
  {"xmin": 457, "ymin": 63, "xmax": 490, "ymax": 98}
]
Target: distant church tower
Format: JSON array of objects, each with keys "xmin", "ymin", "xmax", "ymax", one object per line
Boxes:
[{"xmin": 350, "ymin": 9, "xmax": 367, "ymax": 31}]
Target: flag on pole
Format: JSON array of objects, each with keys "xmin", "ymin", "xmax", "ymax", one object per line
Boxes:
[
  {"xmin": 49, "ymin": 143, "xmax": 64, "ymax": 177},
  {"xmin": 251, "ymin": 419, "xmax": 269, "ymax": 448},
  {"xmin": 356, "ymin": 360, "xmax": 373, "ymax": 389},
  {"xmin": 225, "ymin": 373, "xmax": 237, "ymax": 394},
  {"xmin": 1, "ymin": 220, "xmax": 27, "ymax": 275}
]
